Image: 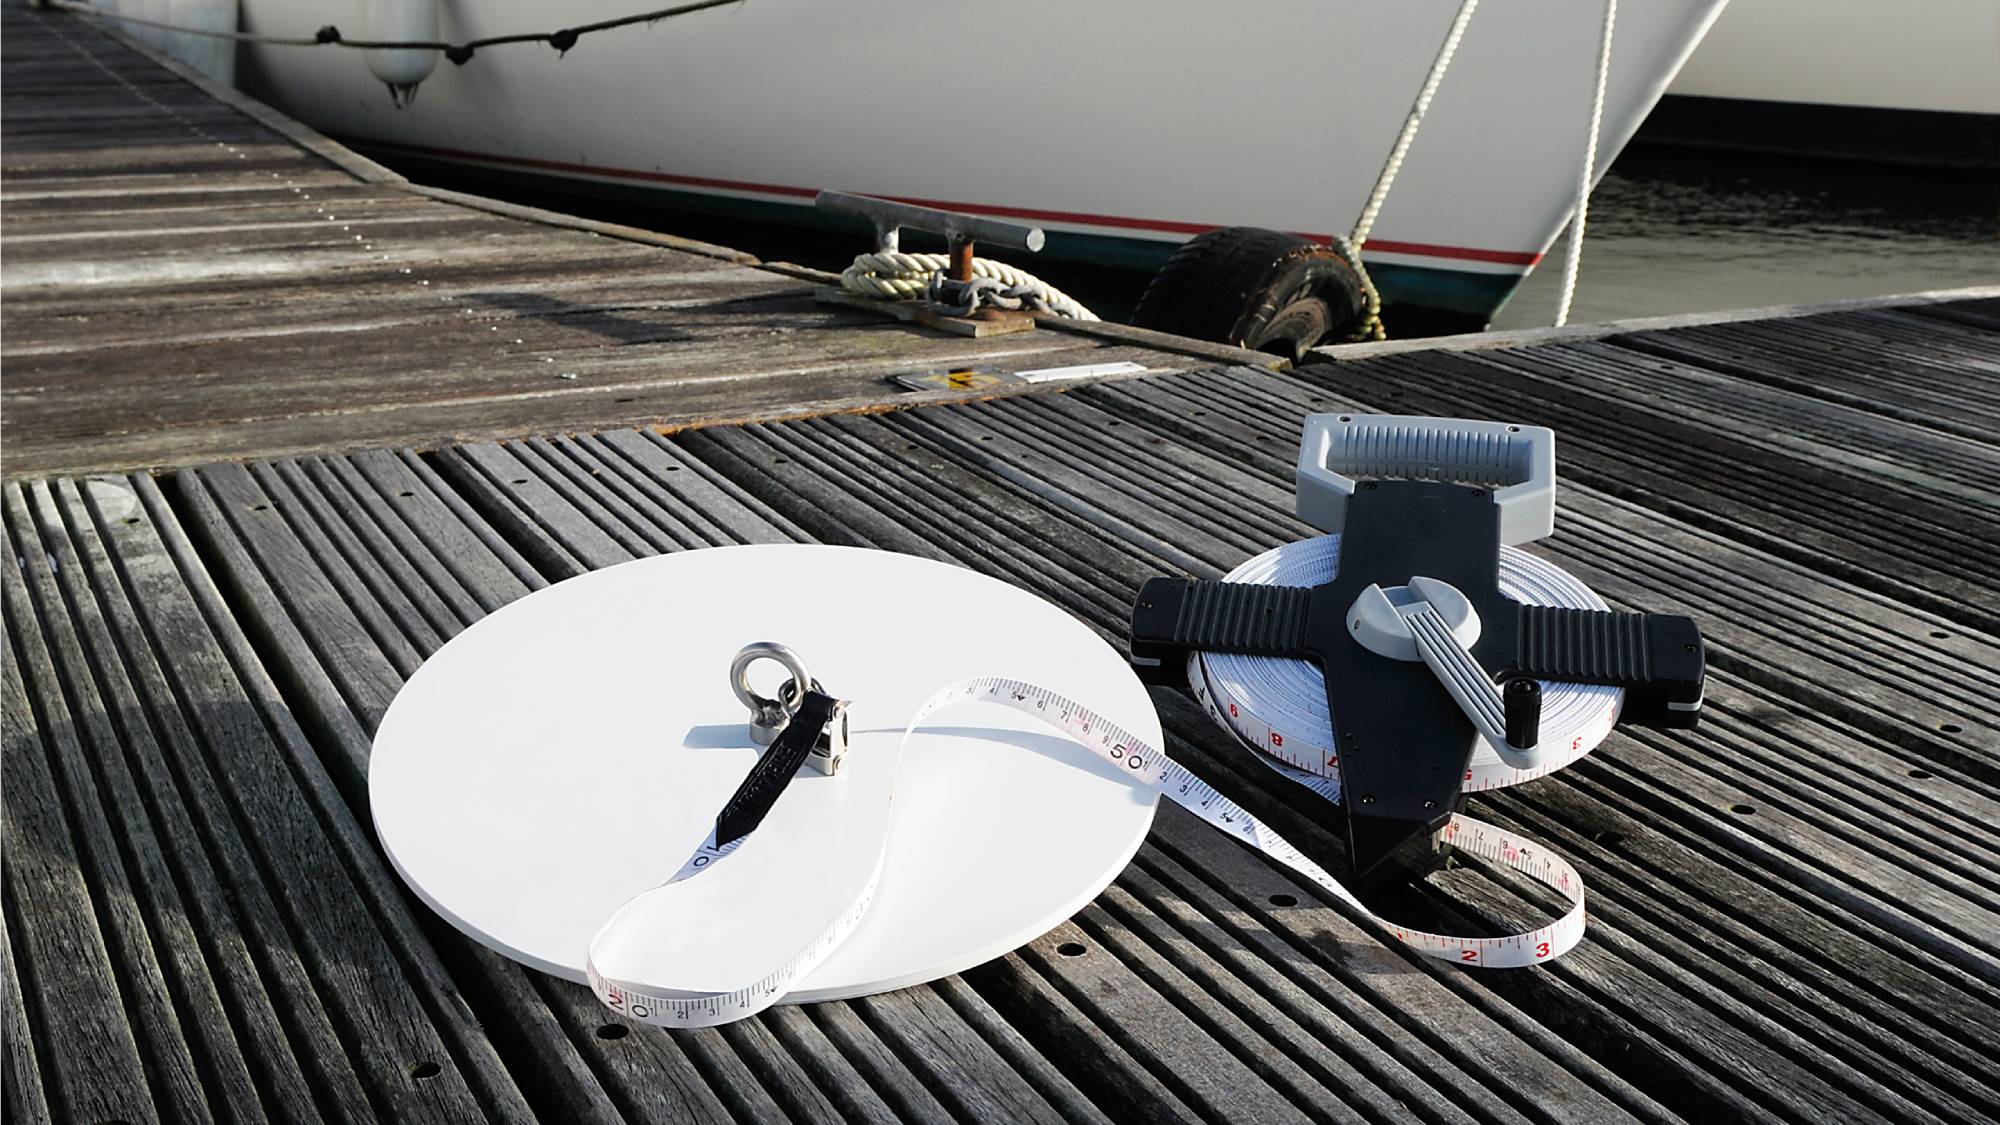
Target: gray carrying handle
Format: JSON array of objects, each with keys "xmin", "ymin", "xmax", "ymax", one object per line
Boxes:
[{"xmin": 1294, "ymin": 414, "xmax": 1556, "ymax": 546}]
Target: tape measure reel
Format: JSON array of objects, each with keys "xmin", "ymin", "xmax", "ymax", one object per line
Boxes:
[{"xmin": 1195, "ymin": 534, "xmax": 1624, "ymax": 796}]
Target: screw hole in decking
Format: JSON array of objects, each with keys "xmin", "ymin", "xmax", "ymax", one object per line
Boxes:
[
  {"xmin": 250, "ymin": 503, "xmax": 269, "ymax": 511},
  {"xmin": 1730, "ymin": 804, "xmax": 1756, "ymax": 815},
  {"xmin": 1930, "ymin": 630, "xmax": 1948, "ymax": 639},
  {"xmin": 410, "ymin": 1061, "xmax": 441, "ymax": 1080},
  {"xmin": 1939, "ymin": 723, "xmax": 1962, "ymax": 734},
  {"xmin": 398, "ymin": 490, "xmax": 414, "ymax": 498},
  {"xmin": 510, "ymin": 478, "xmax": 527, "ymax": 485},
  {"xmin": 1268, "ymin": 893, "xmax": 1298, "ymax": 907},
  {"xmin": 1057, "ymin": 941, "xmax": 1086, "ymax": 957},
  {"xmin": 597, "ymin": 1024, "xmax": 629, "ymax": 1040}
]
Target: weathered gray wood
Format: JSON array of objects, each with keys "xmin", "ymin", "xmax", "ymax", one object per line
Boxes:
[
  {"xmin": 1613, "ymin": 317, "xmax": 2000, "ymax": 444},
  {"xmin": 1, "ymin": 550, "xmax": 172, "ymax": 1125},
  {"xmin": 0, "ymin": 913, "xmax": 53, "ymax": 1125},
  {"xmin": 28, "ymin": 475, "xmax": 552, "ymax": 1122},
  {"xmin": 1297, "ymin": 345, "xmax": 2000, "ymax": 632},
  {"xmin": 0, "ymin": 1, "xmax": 1227, "ymax": 480},
  {"xmin": 635, "ymin": 351, "xmax": 2000, "ymax": 1119}
]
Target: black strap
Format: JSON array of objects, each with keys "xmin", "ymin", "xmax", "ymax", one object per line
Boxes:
[{"xmin": 716, "ymin": 691, "xmax": 843, "ymax": 846}]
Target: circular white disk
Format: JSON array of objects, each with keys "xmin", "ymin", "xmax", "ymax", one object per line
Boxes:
[{"xmin": 370, "ymin": 545, "xmax": 1160, "ymax": 1002}]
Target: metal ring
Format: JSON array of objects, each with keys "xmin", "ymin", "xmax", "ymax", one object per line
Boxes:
[
  {"xmin": 730, "ymin": 642, "xmax": 811, "ymax": 721},
  {"xmin": 777, "ymin": 676, "xmax": 826, "ymax": 709}
]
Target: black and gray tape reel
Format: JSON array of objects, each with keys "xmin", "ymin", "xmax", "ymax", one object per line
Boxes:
[{"xmin": 1131, "ymin": 414, "xmax": 1706, "ymax": 886}]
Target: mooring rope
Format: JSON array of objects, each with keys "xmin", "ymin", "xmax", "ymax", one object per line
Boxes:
[
  {"xmin": 1553, "ymin": 0, "xmax": 1617, "ymax": 328},
  {"xmin": 840, "ymin": 251, "xmax": 1099, "ymax": 321},
  {"xmin": 1348, "ymin": 0, "xmax": 1480, "ymax": 252},
  {"xmin": 1328, "ymin": 0, "xmax": 1479, "ymax": 343},
  {"xmin": 41, "ymin": 0, "xmax": 740, "ymax": 64}
]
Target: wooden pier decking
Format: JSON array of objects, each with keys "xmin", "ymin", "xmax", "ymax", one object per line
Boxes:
[
  {"xmin": 0, "ymin": 5, "xmax": 1262, "ymax": 479},
  {"xmin": 6, "ymin": 7, "xmax": 2000, "ymax": 1125}
]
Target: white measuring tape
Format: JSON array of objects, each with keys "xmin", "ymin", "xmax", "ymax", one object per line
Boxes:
[{"xmin": 588, "ymin": 569, "xmax": 1606, "ymax": 1028}]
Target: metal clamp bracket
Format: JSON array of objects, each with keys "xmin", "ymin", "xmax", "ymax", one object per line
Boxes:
[{"xmin": 730, "ymin": 642, "xmax": 850, "ymax": 776}]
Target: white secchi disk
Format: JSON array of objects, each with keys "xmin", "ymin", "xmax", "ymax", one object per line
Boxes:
[
  {"xmin": 1197, "ymin": 534, "xmax": 1623, "ymax": 795},
  {"xmin": 371, "ymin": 544, "xmax": 1161, "ymax": 1005}
]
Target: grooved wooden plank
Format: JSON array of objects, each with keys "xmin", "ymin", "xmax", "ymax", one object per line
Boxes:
[
  {"xmin": 1516, "ymin": 338, "xmax": 1997, "ymax": 497},
  {"xmin": 1, "ymin": 553, "xmax": 167, "ymax": 1125},
  {"xmin": 0, "ymin": 913, "xmax": 54, "ymax": 1125},
  {"xmin": 641, "ymin": 357, "xmax": 2000, "ymax": 1119},
  {"xmin": 1295, "ymin": 346, "xmax": 2000, "ymax": 632},
  {"xmin": 11, "ymin": 476, "xmax": 553, "ymax": 1122},
  {"xmin": 19, "ymin": 477, "xmax": 339, "ymax": 1125},
  {"xmin": 1610, "ymin": 317, "xmax": 2000, "ymax": 443}
]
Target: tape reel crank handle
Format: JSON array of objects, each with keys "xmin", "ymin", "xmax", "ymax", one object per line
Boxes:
[{"xmin": 1348, "ymin": 579, "xmax": 1546, "ymax": 771}]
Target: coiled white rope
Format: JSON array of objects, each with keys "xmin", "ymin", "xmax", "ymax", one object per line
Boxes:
[
  {"xmin": 840, "ymin": 251, "xmax": 1099, "ymax": 321},
  {"xmin": 1553, "ymin": 0, "xmax": 1617, "ymax": 328},
  {"xmin": 1196, "ymin": 535, "xmax": 1623, "ymax": 795}
]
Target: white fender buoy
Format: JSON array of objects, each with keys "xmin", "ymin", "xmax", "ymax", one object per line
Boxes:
[{"xmin": 356, "ymin": 0, "xmax": 438, "ymax": 107}]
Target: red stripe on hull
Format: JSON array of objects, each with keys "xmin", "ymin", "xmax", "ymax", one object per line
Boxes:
[{"xmin": 347, "ymin": 136, "xmax": 1544, "ymax": 268}]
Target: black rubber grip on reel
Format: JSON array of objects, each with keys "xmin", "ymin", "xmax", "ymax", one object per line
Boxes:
[
  {"xmin": 1515, "ymin": 606, "xmax": 1705, "ymax": 728},
  {"xmin": 716, "ymin": 690, "xmax": 842, "ymax": 846},
  {"xmin": 1129, "ymin": 578, "xmax": 1315, "ymax": 683}
]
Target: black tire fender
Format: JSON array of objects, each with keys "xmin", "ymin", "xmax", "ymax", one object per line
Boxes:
[{"xmin": 1129, "ymin": 227, "xmax": 1368, "ymax": 360}]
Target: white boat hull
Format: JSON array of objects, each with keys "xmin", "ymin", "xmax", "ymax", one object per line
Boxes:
[
  {"xmin": 235, "ymin": 1, "xmax": 1727, "ymax": 324},
  {"xmin": 1670, "ymin": 0, "xmax": 2000, "ymax": 116},
  {"xmin": 1655, "ymin": 0, "xmax": 1999, "ymax": 168}
]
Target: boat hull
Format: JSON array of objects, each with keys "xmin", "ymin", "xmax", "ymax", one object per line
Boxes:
[
  {"xmin": 236, "ymin": 1, "xmax": 1727, "ymax": 325},
  {"xmin": 1658, "ymin": 0, "xmax": 1999, "ymax": 168}
]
